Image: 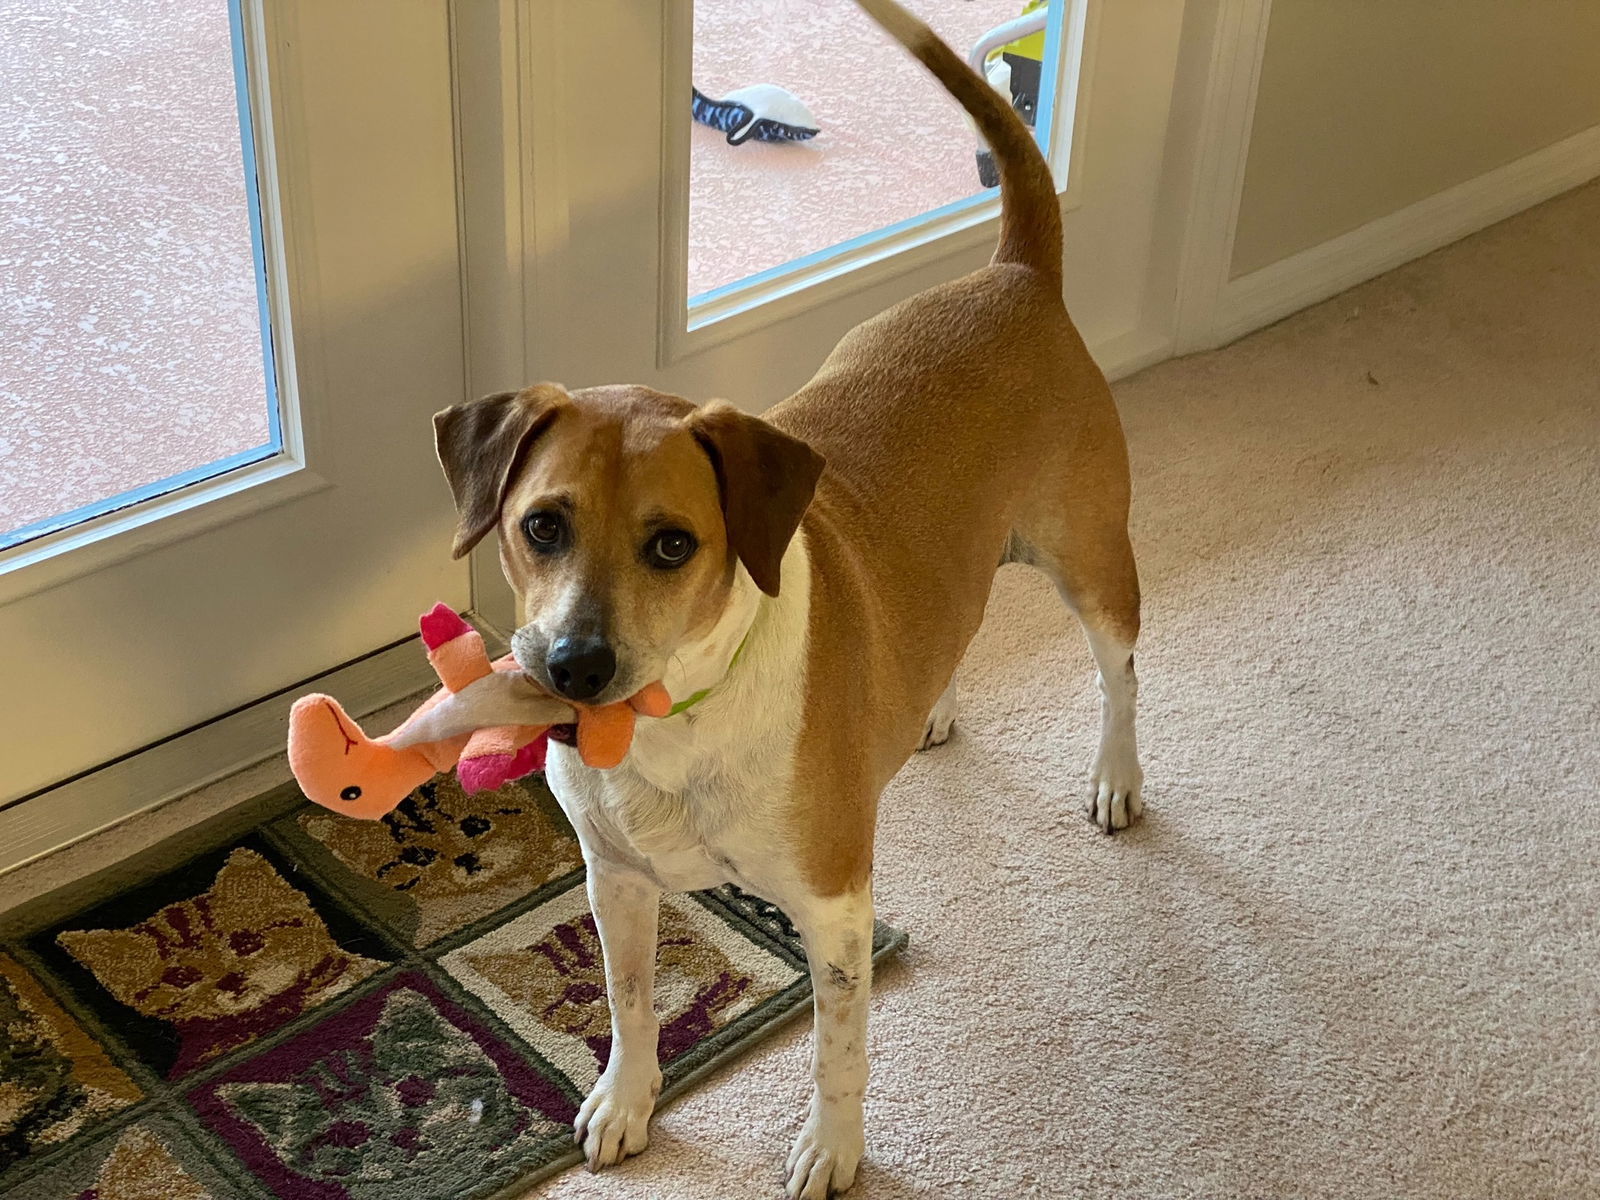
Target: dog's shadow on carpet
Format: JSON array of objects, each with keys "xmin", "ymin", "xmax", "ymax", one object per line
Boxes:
[{"xmin": 1119, "ymin": 820, "xmax": 1557, "ymax": 1182}]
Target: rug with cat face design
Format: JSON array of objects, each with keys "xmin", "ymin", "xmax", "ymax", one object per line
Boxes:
[{"xmin": 0, "ymin": 774, "xmax": 907, "ymax": 1200}]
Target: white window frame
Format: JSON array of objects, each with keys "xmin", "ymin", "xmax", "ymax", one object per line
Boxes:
[{"xmin": 656, "ymin": 0, "xmax": 1095, "ymax": 365}]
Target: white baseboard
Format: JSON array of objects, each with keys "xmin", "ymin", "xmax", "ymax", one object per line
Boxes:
[
  {"xmin": 1212, "ymin": 122, "xmax": 1600, "ymax": 348},
  {"xmin": 1093, "ymin": 324, "xmax": 1176, "ymax": 382}
]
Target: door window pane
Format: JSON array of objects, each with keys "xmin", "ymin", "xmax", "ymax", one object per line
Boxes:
[
  {"xmin": 1, "ymin": 0, "xmax": 280, "ymax": 550},
  {"xmin": 689, "ymin": 0, "xmax": 1059, "ymax": 300}
]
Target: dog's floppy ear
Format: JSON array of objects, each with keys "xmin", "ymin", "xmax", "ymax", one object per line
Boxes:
[
  {"xmin": 690, "ymin": 402, "xmax": 825, "ymax": 597},
  {"xmin": 433, "ymin": 383, "xmax": 567, "ymax": 559}
]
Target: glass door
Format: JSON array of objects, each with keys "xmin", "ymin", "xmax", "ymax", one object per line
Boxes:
[
  {"xmin": 0, "ymin": 3, "xmax": 473, "ymax": 828},
  {"xmin": 490, "ymin": 0, "xmax": 1180, "ymax": 413}
]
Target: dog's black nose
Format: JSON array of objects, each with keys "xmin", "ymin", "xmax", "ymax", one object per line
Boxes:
[{"xmin": 546, "ymin": 636, "xmax": 616, "ymax": 701}]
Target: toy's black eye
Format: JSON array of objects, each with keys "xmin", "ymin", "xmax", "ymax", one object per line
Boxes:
[
  {"xmin": 645, "ymin": 529, "xmax": 697, "ymax": 569},
  {"xmin": 523, "ymin": 511, "xmax": 565, "ymax": 551},
  {"xmin": 340, "ymin": 785, "xmax": 362, "ymax": 802}
]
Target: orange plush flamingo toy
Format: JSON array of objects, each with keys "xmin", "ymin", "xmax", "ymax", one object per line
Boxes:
[{"xmin": 287, "ymin": 603, "xmax": 670, "ymax": 820}]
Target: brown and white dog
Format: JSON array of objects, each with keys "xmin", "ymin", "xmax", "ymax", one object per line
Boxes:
[{"xmin": 430, "ymin": 2, "xmax": 1142, "ymax": 1195}]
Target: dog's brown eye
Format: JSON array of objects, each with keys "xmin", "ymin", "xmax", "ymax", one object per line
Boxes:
[
  {"xmin": 646, "ymin": 529, "xmax": 696, "ymax": 569},
  {"xmin": 523, "ymin": 511, "xmax": 565, "ymax": 551}
]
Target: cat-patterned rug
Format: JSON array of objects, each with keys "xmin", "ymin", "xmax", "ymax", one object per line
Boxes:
[{"xmin": 0, "ymin": 775, "xmax": 907, "ymax": 1199}]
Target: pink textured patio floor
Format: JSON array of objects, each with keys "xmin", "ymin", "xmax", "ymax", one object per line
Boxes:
[
  {"xmin": 2, "ymin": 0, "xmax": 1036, "ymax": 538},
  {"xmin": 0, "ymin": 0, "xmax": 270, "ymax": 538}
]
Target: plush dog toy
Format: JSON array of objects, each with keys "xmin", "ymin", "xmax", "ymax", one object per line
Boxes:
[{"xmin": 288, "ymin": 604, "xmax": 670, "ymax": 820}]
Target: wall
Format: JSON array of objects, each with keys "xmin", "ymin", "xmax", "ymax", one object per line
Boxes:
[{"xmin": 1231, "ymin": 1, "xmax": 1600, "ymax": 278}]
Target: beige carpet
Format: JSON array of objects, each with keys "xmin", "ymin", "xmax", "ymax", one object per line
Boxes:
[{"xmin": 519, "ymin": 181, "xmax": 1600, "ymax": 1199}]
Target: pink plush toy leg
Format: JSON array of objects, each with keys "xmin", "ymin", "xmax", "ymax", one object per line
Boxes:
[{"xmin": 457, "ymin": 724, "xmax": 550, "ymax": 794}]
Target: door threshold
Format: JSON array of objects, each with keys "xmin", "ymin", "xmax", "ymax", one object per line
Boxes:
[{"xmin": 0, "ymin": 612, "xmax": 508, "ymax": 894}]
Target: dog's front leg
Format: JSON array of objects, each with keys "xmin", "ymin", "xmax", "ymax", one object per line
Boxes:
[
  {"xmin": 574, "ymin": 863, "xmax": 663, "ymax": 1171},
  {"xmin": 786, "ymin": 887, "xmax": 874, "ymax": 1198}
]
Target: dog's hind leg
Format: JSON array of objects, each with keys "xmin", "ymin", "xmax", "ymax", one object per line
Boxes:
[
  {"xmin": 917, "ymin": 679, "xmax": 957, "ymax": 750},
  {"xmin": 1078, "ymin": 612, "xmax": 1143, "ymax": 832},
  {"xmin": 1012, "ymin": 436, "xmax": 1144, "ymax": 832}
]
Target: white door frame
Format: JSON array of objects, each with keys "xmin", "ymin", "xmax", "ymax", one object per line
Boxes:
[{"xmin": 1155, "ymin": 0, "xmax": 1275, "ymax": 356}]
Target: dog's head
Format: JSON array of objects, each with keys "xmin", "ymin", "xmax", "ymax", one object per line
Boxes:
[{"xmin": 434, "ymin": 383, "xmax": 823, "ymax": 705}]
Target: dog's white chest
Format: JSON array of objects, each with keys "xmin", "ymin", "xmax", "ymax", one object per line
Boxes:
[
  {"xmin": 547, "ymin": 731, "xmax": 783, "ymax": 894},
  {"xmin": 544, "ymin": 656, "xmax": 805, "ymax": 898},
  {"xmin": 543, "ymin": 536, "xmax": 811, "ymax": 899}
]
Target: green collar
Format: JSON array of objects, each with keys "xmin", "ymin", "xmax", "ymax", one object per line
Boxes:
[{"xmin": 667, "ymin": 630, "xmax": 751, "ymax": 716}]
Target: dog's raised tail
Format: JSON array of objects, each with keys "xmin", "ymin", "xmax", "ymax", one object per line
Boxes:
[{"xmin": 855, "ymin": 0, "xmax": 1061, "ymax": 283}]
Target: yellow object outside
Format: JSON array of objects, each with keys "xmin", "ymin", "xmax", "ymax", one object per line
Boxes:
[{"xmin": 1001, "ymin": 0, "xmax": 1048, "ymax": 62}]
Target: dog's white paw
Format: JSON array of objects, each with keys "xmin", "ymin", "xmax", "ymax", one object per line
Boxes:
[
  {"xmin": 785, "ymin": 1109, "xmax": 864, "ymax": 1198},
  {"xmin": 575, "ymin": 1064, "xmax": 660, "ymax": 1171},
  {"xmin": 1086, "ymin": 746, "xmax": 1143, "ymax": 833},
  {"xmin": 916, "ymin": 684, "xmax": 956, "ymax": 752}
]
